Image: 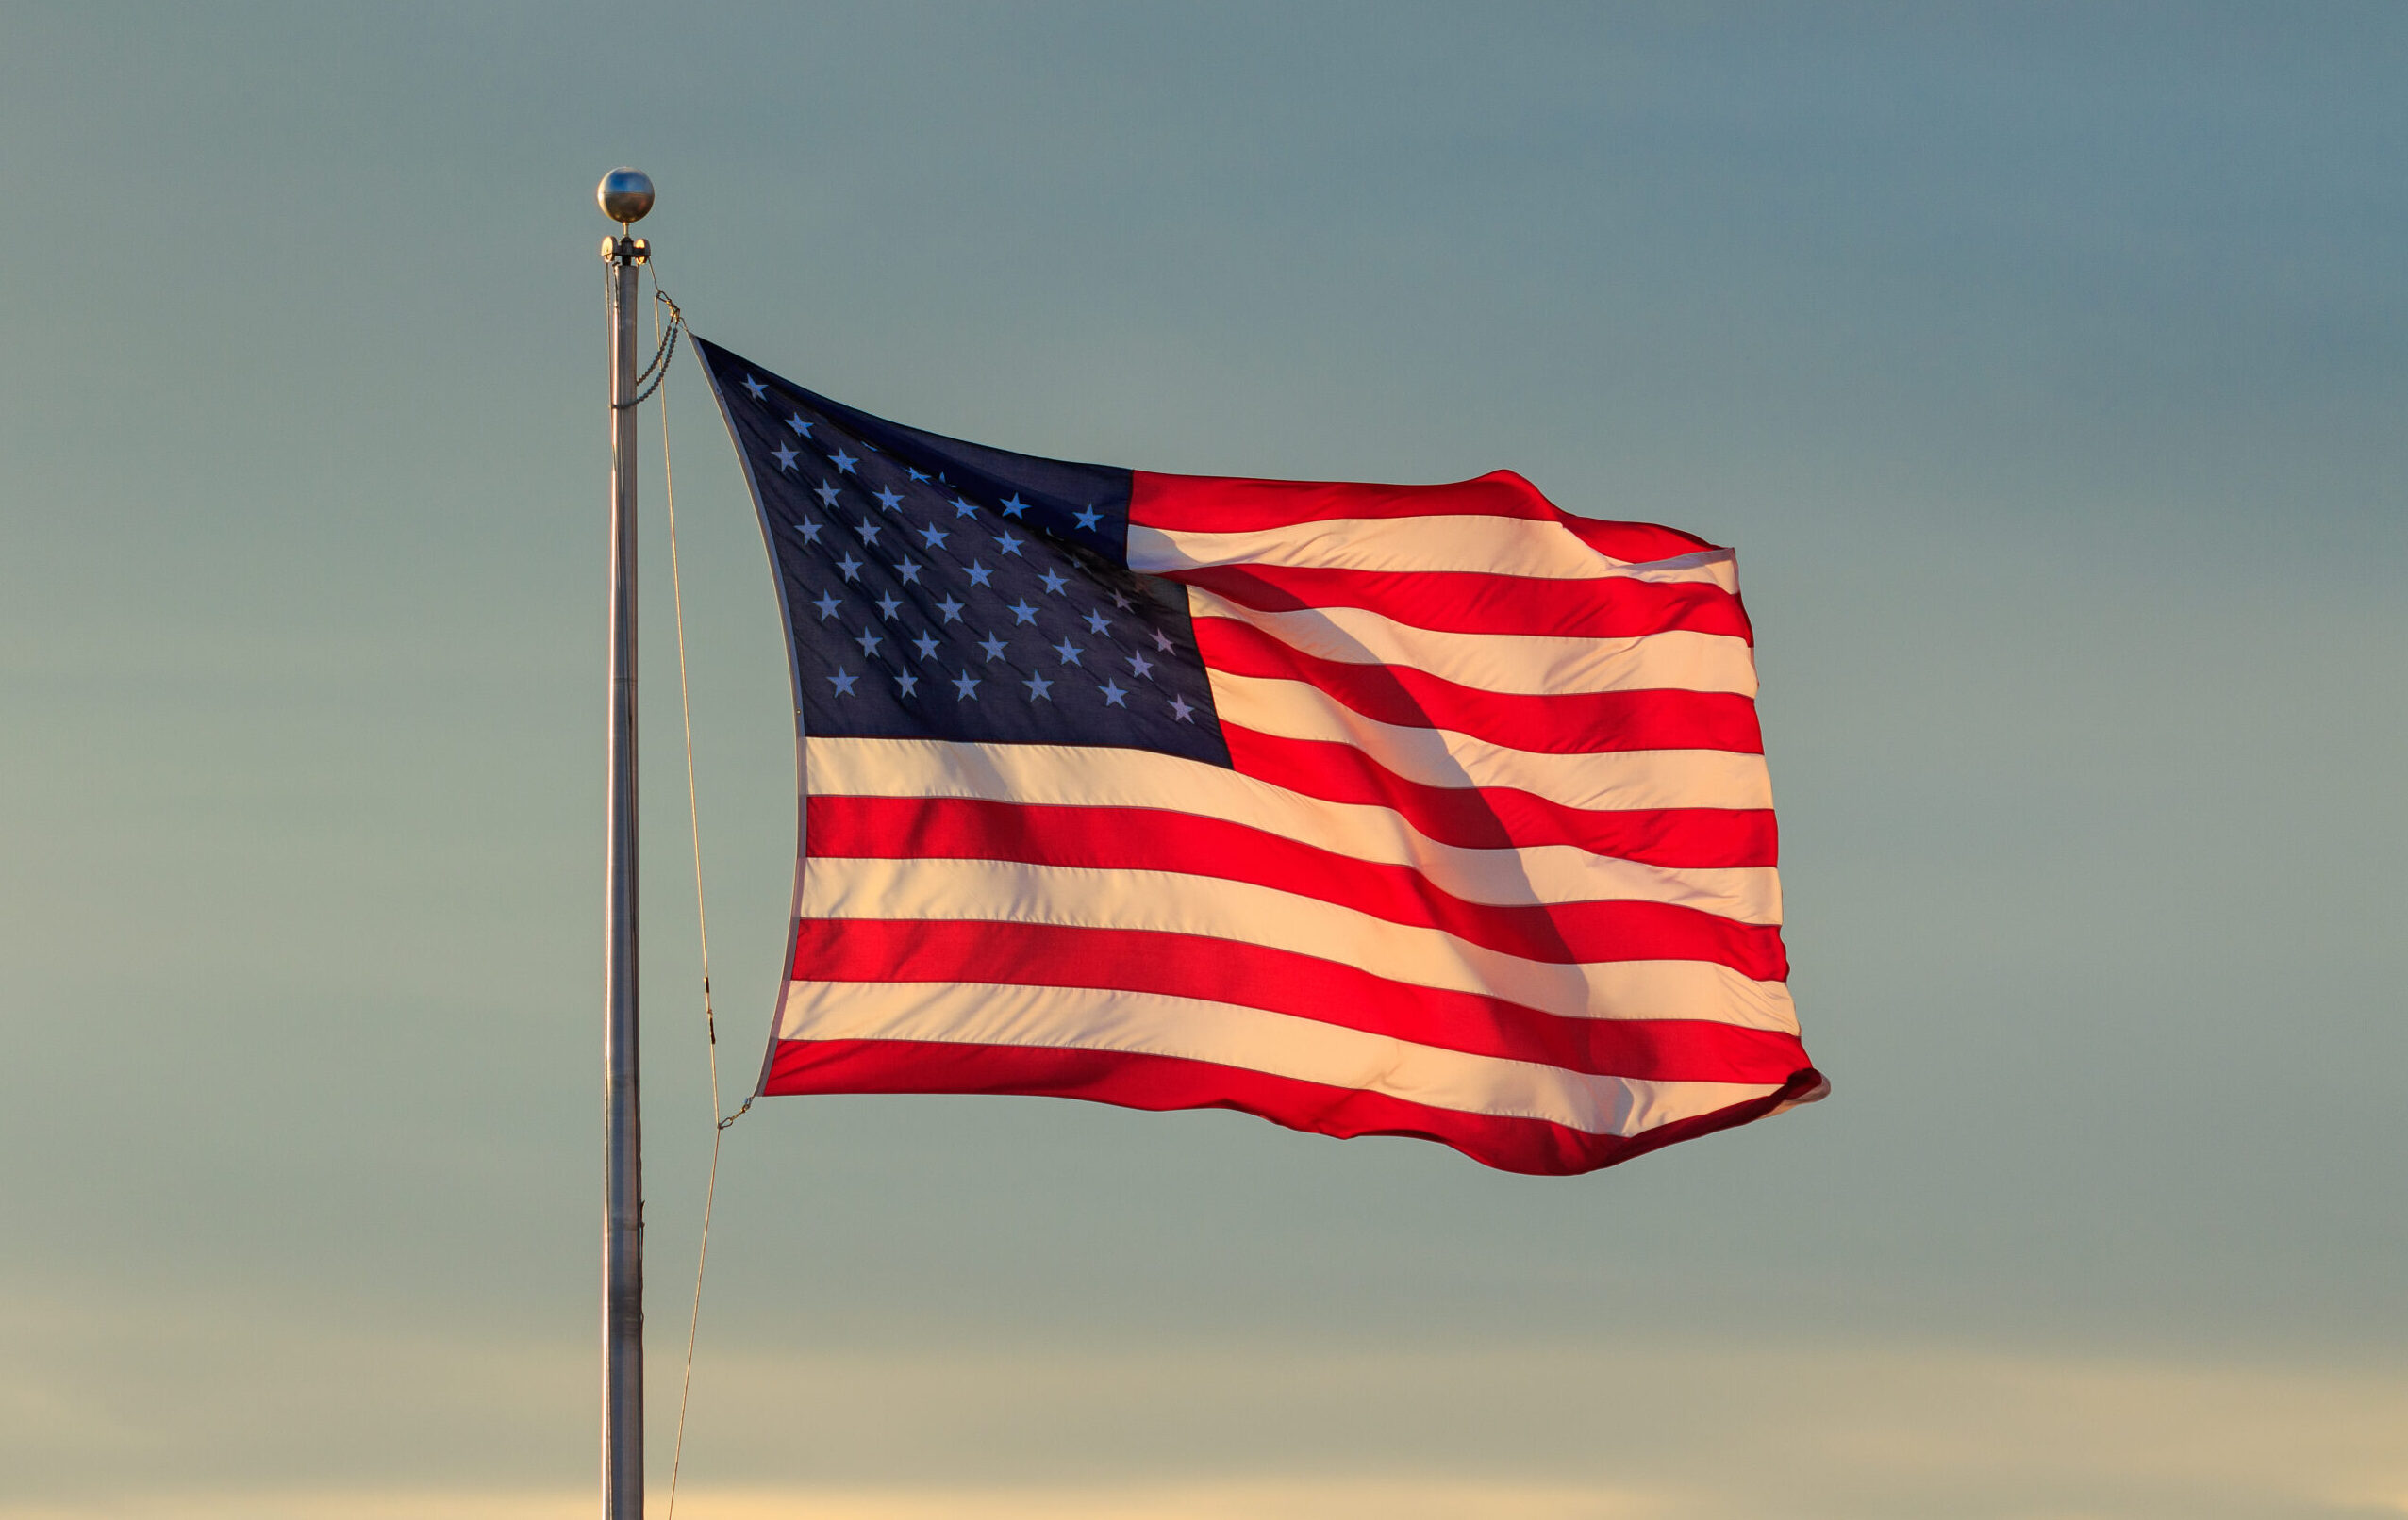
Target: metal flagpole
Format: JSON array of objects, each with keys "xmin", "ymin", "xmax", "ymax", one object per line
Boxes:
[{"xmin": 597, "ymin": 165, "xmax": 654, "ymax": 1520}]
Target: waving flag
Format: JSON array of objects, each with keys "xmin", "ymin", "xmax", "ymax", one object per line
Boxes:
[{"xmin": 698, "ymin": 338, "xmax": 1824, "ymax": 1175}]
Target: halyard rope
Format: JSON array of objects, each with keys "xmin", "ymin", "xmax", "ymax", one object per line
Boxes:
[{"xmin": 652, "ymin": 267, "xmax": 727, "ymax": 1520}]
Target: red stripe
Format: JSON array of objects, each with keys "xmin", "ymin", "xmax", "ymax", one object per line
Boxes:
[
  {"xmin": 808, "ymin": 796, "xmax": 1789, "ymax": 980},
  {"xmin": 1197, "ymin": 617, "xmax": 1764, "ymax": 756},
  {"xmin": 1132, "ymin": 470, "xmax": 1719, "ymax": 566},
  {"xmin": 762, "ymin": 1036, "xmax": 1825, "ymax": 1176},
  {"xmin": 1223, "ymin": 724, "xmax": 1779, "ymax": 868},
  {"xmin": 1171, "ymin": 562, "xmax": 1754, "ymax": 643},
  {"xmin": 789, "ymin": 918, "xmax": 1805, "ymax": 1082}
]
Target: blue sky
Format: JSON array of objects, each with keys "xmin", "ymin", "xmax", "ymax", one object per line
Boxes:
[{"xmin": 3, "ymin": 5, "xmax": 2404, "ymax": 1516}]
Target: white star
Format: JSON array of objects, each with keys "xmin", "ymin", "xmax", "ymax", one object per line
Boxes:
[
  {"xmin": 811, "ymin": 591, "xmax": 841, "ymax": 620},
  {"xmin": 977, "ymin": 633, "xmax": 1008, "ymax": 662},
  {"xmin": 918, "ymin": 522, "xmax": 949, "ymax": 550},
  {"xmin": 912, "ymin": 632, "xmax": 939, "ymax": 661},
  {"xmin": 936, "ymin": 596, "xmax": 965, "ymax": 623},
  {"xmin": 828, "ymin": 669, "xmax": 857, "ymax": 696},
  {"xmin": 1024, "ymin": 670, "xmax": 1054, "ymax": 701},
  {"xmin": 1052, "ymin": 637, "xmax": 1083, "ymax": 666},
  {"xmin": 875, "ymin": 592, "xmax": 903, "ymax": 620},
  {"xmin": 831, "ymin": 449, "xmax": 858, "ymax": 474},
  {"xmin": 994, "ymin": 531, "xmax": 1024, "ymax": 556},
  {"xmin": 1169, "ymin": 693, "xmax": 1195, "ymax": 722},
  {"xmin": 836, "ymin": 553, "xmax": 863, "ymax": 582},
  {"xmin": 895, "ymin": 560, "xmax": 922, "ymax": 585},
  {"xmin": 787, "ymin": 413, "xmax": 812, "ymax": 436},
  {"xmin": 1098, "ymin": 679, "xmax": 1128, "ymax": 707},
  {"xmin": 1152, "ymin": 628, "xmax": 1175, "ymax": 653},
  {"xmin": 1083, "ymin": 609, "xmax": 1111, "ymax": 635},
  {"xmin": 855, "ymin": 627, "xmax": 882, "ymax": 657},
  {"xmin": 873, "ymin": 486, "xmax": 904, "ymax": 511},
  {"xmin": 1038, "ymin": 568, "xmax": 1070, "ymax": 595},
  {"xmin": 907, "ymin": 468, "xmax": 929, "ymax": 483},
  {"xmin": 1128, "ymin": 651, "xmax": 1154, "ymax": 678},
  {"xmin": 815, "ymin": 481, "xmax": 841, "ymax": 508},
  {"xmin": 952, "ymin": 670, "xmax": 980, "ymax": 700},
  {"xmin": 772, "ymin": 443, "xmax": 798, "ymax": 471},
  {"xmin": 1007, "ymin": 599, "xmax": 1038, "ymax": 625},
  {"xmin": 1110, "ymin": 588, "xmax": 1134, "ymax": 610},
  {"xmin": 742, "ymin": 375, "xmax": 767, "ymax": 400},
  {"xmin": 1000, "ymin": 494, "xmax": 1030, "ymax": 519},
  {"xmin": 896, "ymin": 670, "xmax": 920, "ymax": 698},
  {"xmin": 965, "ymin": 562, "xmax": 994, "ymax": 587},
  {"xmin": 793, "ymin": 520, "xmax": 822, "ymax": 544},
  {"xmin": 856, "ymin": 518, "xmax": 882, "ymax": 545},
  {"xmin": 1073, "ymin": 505, "xmax": 1103, "ymax": 531},
  {"xmin": 951, "ymin": 495, "xmax": 979, "ymax": 519}
]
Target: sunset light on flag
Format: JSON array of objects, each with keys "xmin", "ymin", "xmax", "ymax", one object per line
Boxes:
[{"xmin": 699, "ymin": 338, "xmax": 1824, "ymax": 1175}]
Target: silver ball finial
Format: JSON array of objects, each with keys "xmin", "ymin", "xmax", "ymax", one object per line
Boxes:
[{"xmin": 597, "ymin": 167, "xmax": 655, "ymax": 226}]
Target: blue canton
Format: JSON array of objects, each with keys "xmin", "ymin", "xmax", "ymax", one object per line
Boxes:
[{"xmin": 695, "ymin": 339, "xmax": 1231, "ymax": 767}]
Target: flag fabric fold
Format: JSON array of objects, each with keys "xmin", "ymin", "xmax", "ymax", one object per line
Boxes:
[{"xmin": 698, "ymin": 336, "xmax": 1823, "ymax": 1175}]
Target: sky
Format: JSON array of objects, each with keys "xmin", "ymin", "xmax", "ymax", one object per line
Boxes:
[{"xmin": 3, "ymin": 3, "xmax": 2405, "ymax": 1517}]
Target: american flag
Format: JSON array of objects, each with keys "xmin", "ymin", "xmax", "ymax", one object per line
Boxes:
[{"xmin": 698, "ymin": 337, "xmax": 1823, "ymax": 1176}]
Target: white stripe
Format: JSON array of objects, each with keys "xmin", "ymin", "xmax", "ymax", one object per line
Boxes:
[
  {"xmin": 1132, "ymin": 520, "xmax": 1742, "ymax": 587},
  {"xmin": 797, "ymin": 854, "xmax": 1796, "ymax": 1032},
  {"xmin": 778, "ymin": 979, "xmax": 1780, "ymax": 1136},
  {"xmin": 1210, "ymin": 671, "xmax": 1775, "ymax": 811},
  {"xmin": 1188, "ymin": 587, "xmax": 1758, "ymax": 698},
  {"xmin": 806, "ymin": 735, "xmax": 1781, "ymax": 924}
]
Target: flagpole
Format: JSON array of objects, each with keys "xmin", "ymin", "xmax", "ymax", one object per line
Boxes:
[{"xmin": 597, "ymin": 165, "xmax": 654, "ymax": 1520}]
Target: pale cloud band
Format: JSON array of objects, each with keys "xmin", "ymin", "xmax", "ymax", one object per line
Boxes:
[{"xmin": 8, "ymin": 1296, "xmax": 2405, "ymax": 1520}]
